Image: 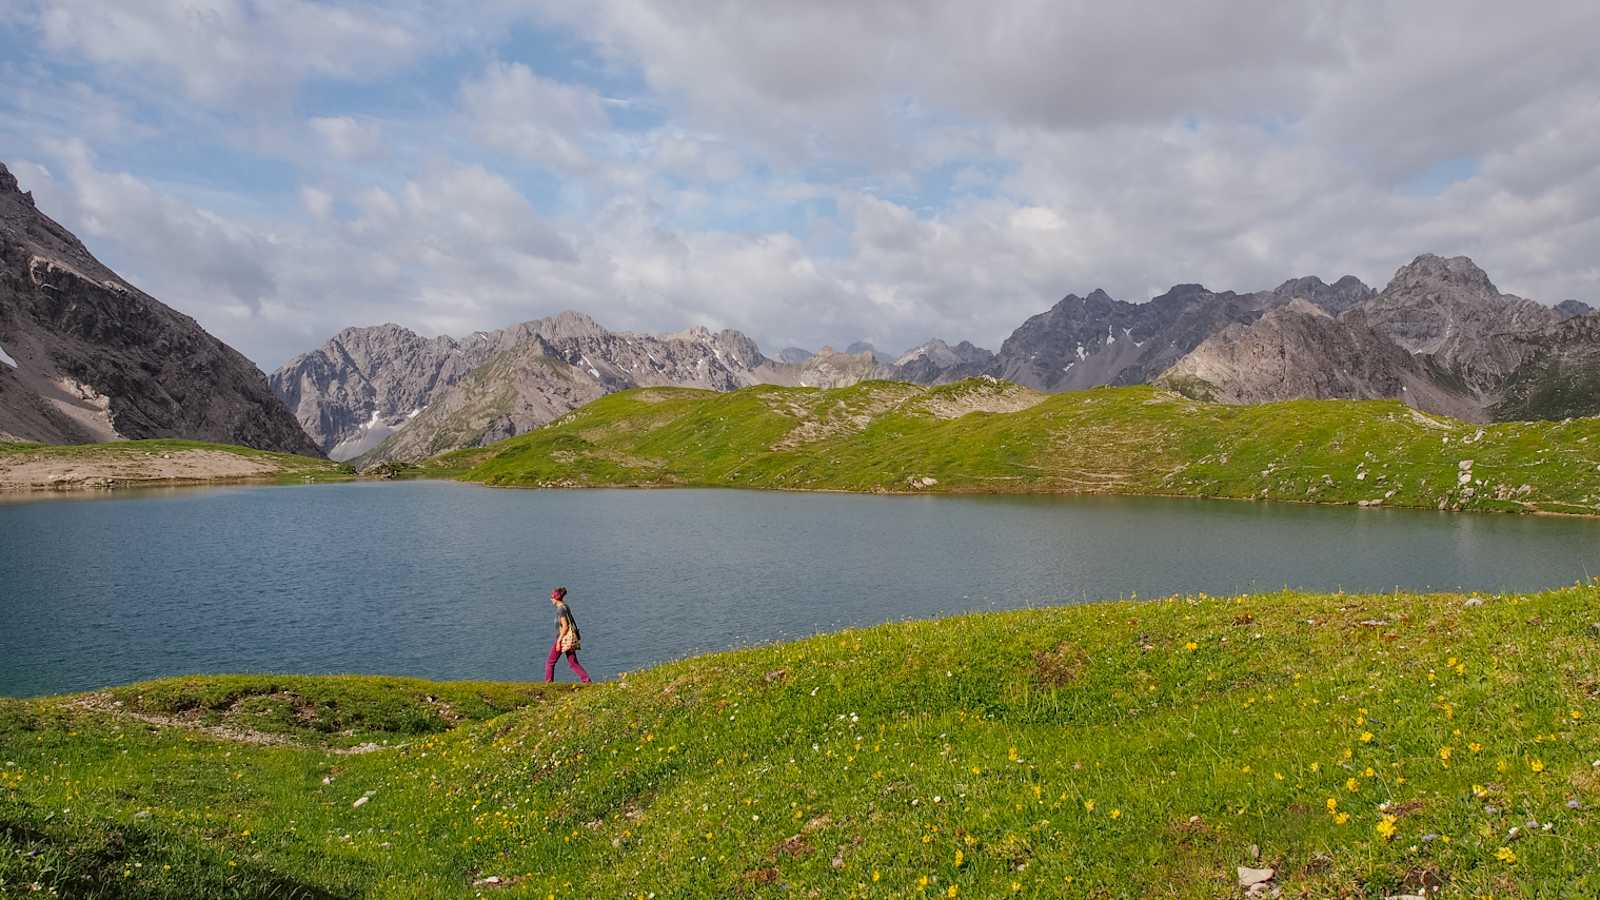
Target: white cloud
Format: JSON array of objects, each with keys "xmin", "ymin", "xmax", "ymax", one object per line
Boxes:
[
  {"xmin": 299, "ymin": 186, "xmax": 333, "ymax": 218},
  {"xmin": 307, "ymin": 116, "xmax": 385, "ymax": 161},
  {"xmin": 4, "ymin": 0, "xmax": 1600, "ymax": 374},
  {"xmin": 22, "ymin": 0, "xmax": 428, "ymax": 104},
  {"xmin": 458, "ymin": 61, "xmax": 610, "ymax": 172}
]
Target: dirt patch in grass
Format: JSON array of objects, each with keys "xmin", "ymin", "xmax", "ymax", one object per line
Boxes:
[
  {"xmin": 1033, "ymin": 642, "xmax": 1089, "ymax": 687},
  {"xmin": 66, "ymin": 693, "xmax": 384, "ymax": 755},
  {"xmin": 770, "ymin": 834, "xmax": 814, "ymax": 859}
]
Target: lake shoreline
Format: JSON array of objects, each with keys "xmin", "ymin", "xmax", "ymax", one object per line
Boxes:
[
  {"xmin": 0, "ymin": 439, "xmax": 351, "ymax": 493},
  {"xmin": 464, "ymin": 476, "xmax": 1599, "ymax": 519}
]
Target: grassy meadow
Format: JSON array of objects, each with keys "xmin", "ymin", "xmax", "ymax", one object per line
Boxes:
[
  {"xmin": 448, "ymin": 381, "xmax": 1600, "ymax": 516},
  {"xmin": 3, "ymin": 587, "xmax": 1598, "ymax": 897}
]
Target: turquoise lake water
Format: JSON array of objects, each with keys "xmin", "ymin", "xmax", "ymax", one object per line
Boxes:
[{"xmin": 3, "ymin": 481, "xmax": 1597, "ymax": 696}]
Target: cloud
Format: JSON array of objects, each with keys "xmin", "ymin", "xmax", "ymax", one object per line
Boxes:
[
  {"xmin": 21, "ymin": 0, "xmax": 427, "ymax": 104},
  {"xmin": 299, "ymin": 186, "xmax": 333, "ymax": 218},
  {"xmin": 458, "ymin": 60, "xmax": 610, "ymax": 172},
  {"xmin": 2, "ymin": 0, "xmax": 1598, "ymax": 375},
  {"xmin": 308, "ymin": 116, "xmax": 385, "ymax": 161}
]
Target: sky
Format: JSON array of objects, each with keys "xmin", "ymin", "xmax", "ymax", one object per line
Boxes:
[{"xmin": 1, "ymin": 1, "xmax": 1597, "ymax": 371}]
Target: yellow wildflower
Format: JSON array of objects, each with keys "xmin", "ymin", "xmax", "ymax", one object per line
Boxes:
[
  {"xmin": 1359, "ymin": 731, "xmax": 1373, "ymax": 743},
  {"xmin": 1375, "ymin": 814, "xmax": 1398, "ymax": 841},
  {"xmin": 1334, "ymin": 812, "xmax": 1350, "ymax": 825},
  {"xmin": 1496, "ymin": 846, "xmax": 1517, "ymax": 863},
  {"xmin": 955, "ymin": 849, "xmax": 964, "ymax": 868},
  {"xmin": 1110, "ymin": 808, "xmax": 1122, "ymax": 820},
  {"xmin": 1326, "ymin": 798, "xmax": 1338, "ymax": 812},
  {"xmin": 1184, "ymin": 641, "xmax": 1198, "ymax": 652},
  {"xmin": 1083, "ymin": 799, "xmax": 1096, "ymax": 812},
  {"xmin": 1346, "ymin": 777, "xmax": 1360, "ymax": 793},
  {"xmin": 1529, "ymin": 758, "xmax": 1545, "ymax": 774}
]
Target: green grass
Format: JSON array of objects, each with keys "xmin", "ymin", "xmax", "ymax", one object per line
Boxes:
[
  {"xmin": 0, "ymin": 439, "xmax": 353, "ymax": 486},
  {"xmin": 4, "ymin": 588, "xmax": 1599, "ymax": 897},
  {"xmin": 455, "ymin": 381, "xmax": 1600, "ymax": 515}
]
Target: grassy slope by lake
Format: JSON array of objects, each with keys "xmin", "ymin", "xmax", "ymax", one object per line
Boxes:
[
  {"xmin": 0, "ymin": 439, "xmax": 351, "ymax": 491},
  {"xmin": 446, "ymin": 380, "xmax": 1600, "ymax": 515},
  {"xmin": 3, "ymin": 587, "xmax": 1598, "ymax": 898}
]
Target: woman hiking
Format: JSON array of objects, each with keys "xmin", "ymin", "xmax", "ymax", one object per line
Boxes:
[{"xmin": 545, "ymin": 587, "xmax": 592, "ymax": 684}]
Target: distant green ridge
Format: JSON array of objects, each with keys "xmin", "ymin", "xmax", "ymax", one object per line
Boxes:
[{"xmin": 445, "ymin": 380, "xmax": 1600, "ymax": 515}]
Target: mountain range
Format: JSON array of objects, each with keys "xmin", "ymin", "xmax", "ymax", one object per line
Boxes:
[
  {"xmin": 3, "ymin": 160, "xmax": 1598, "ymax": 464},
  {"xmin": 274, "ymin": 253, "xmax": 1600, "ymax": 466}
]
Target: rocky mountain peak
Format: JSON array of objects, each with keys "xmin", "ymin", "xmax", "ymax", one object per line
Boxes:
[
  {"xmin": 1386, "ymin": 253, "xmax": 1500, "ymax": 297},
  {"xmin": 1351, "ymin": 254, "xmax": 1563, "ymax": 395},
  {"xmin": 536, "ymin": 310, "xmax": 609, "ymax": 341},
  {"xmin": 1266, "ymin": 274, "xmax": 1375, "ymax": 315},
  {"xmin": 1556, "ymin": 299, "xmax": 1595, "ymax": 319},
  {"xmin": 0, "ymin": 162, "xmax": 27, "ymax": 201}
]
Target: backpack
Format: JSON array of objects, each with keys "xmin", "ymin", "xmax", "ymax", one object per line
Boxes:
[{"xmin": 559, "ymin": 606, "xmax": 582, "ymax": 652}]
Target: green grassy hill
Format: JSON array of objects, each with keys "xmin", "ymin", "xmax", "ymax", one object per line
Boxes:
[
  {"xmin": 448, "ymin": 380, "xmax": 1600, "ymax": 515},
  {"xmin": 3, "ymin": 587, "xmax": 1598, "ymax": 897}
]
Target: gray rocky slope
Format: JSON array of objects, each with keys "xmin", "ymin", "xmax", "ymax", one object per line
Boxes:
[
  {"xmin": 0, "ymin": 163, "xmax": 319, "ymax": 453},
  {"xmin": 1159, "ymin": 255, "xmax": 1593, "ymax": 421},
  {"xmin": 1491, "ymin": 313, "xmax": 1600, "ymax": 421},
  {"xmin": 274, "ymin": 312, "xmax": 909, "ymax": 462},
  {"xmin": 1158, "ymin": 299, "xmax": 1482, "ymax": 420},
  {"xmin": 1351, "ymin": 254, "xmax": 1562, "ymax": 394}
]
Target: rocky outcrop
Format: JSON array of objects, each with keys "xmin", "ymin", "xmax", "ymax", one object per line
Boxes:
[
  {"xmin": 364, "ymin": 334, "xmax": 609, "ymax": 463},
  {"xmin": 1491, "ymin": 313, "xmax": 1600, "ymax": 420},
  {"xmin": 787, "ymin": 346, "xmax": 897, "ymax": 387},
  {"xmin": 893, "ymin": 339, "xmax": 996, "ymax": 385},
  {"xmin": 1351, "ymin": 254, "xmax": 1561, "ymax": 394},
  {"xmin": 1157, "ymin": 256, "xmax": 1590, "ymax": 422},
  {"xmin": 844, "ymin": 341, "xmax": 893, "ymax": 365},
  {"xmin": 994, "ymin": 285, "xmax": 1270, "ymax": 391},
  {"xmin": 1556, "ymin": 299, "xmax": 1595, "ymax": 319},
  {"xmin": 270, "ymin": 324, "xmax": 499, "ymax": 459},
  {"xmin": 1262, "ymin": 274, "xmax": 1376, "ymax": 315},
  {"xmin": 0, "ymin": 162, "xmax": 319, "ymax": 453},
  {"xmin": 1158, "ymin": 300, "xmax": 1482, "ymax": 420}
]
